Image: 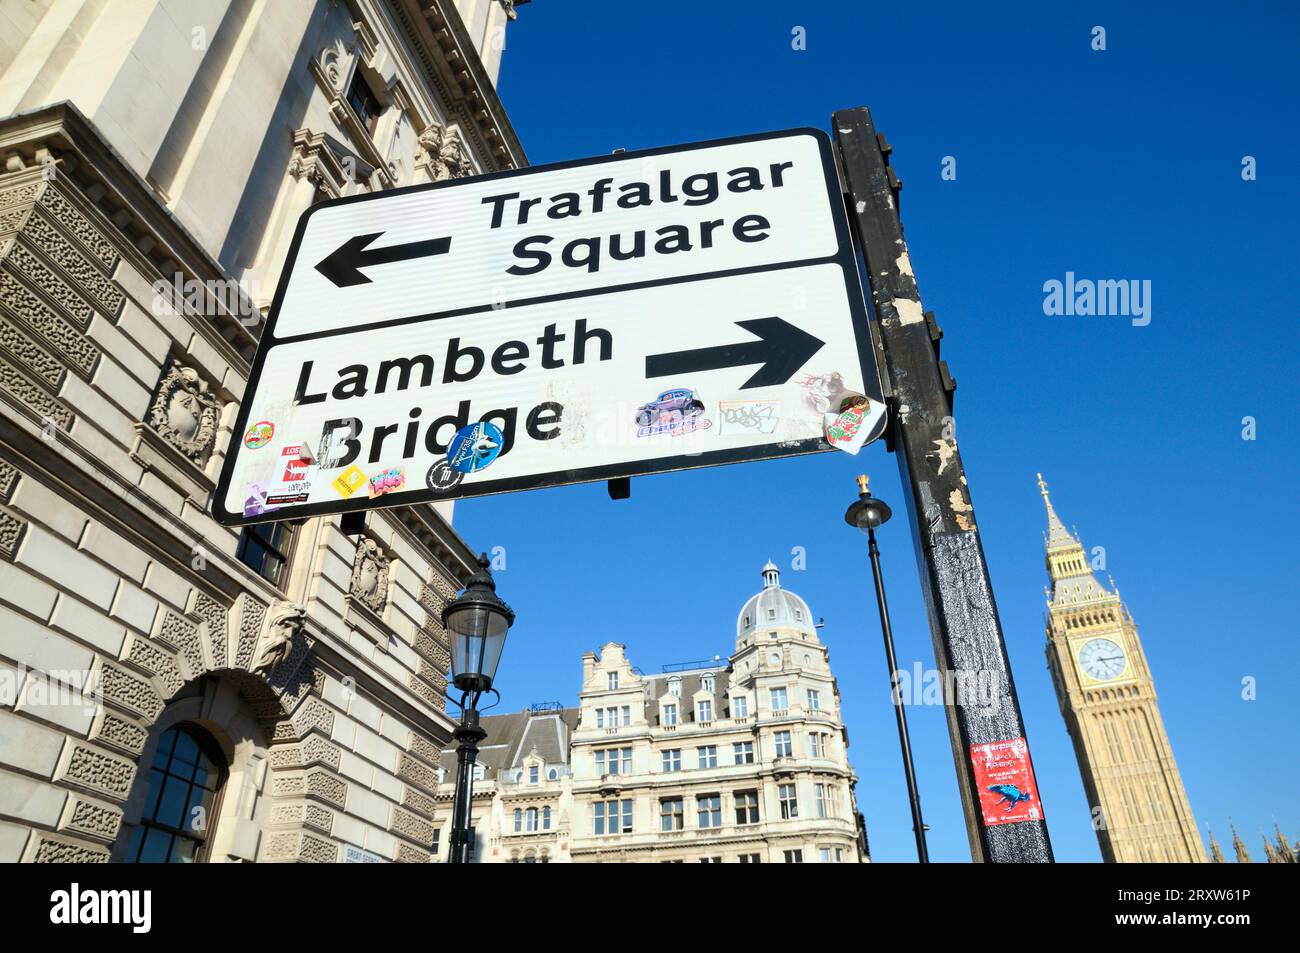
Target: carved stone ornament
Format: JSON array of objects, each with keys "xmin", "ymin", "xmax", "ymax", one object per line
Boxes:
[
  {"xmin": 349, "ymin": 538, "xmax": 390, "ymax": 613},
  {"xmin": 317, "ymin": 39, "xmax": 353, "ymax": 92},
  {"xmin": 416, "ymin": 122, "xmax": 471, "ymax": 182},
  {"xmin": 253, "ymin": 602, "xmax": 306, "ymax": 678},
  {"xmin": 147, "ymin": 361, "xmax": 221, "ymax": 464}
]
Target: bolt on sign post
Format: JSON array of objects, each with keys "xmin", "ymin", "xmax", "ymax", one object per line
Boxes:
[
  {"xmin": 214, "ymin": 128, "xmax": 887, "ymax": 526},
  {"xmin": 832, "ymin": 107, "xmax": 1054, "ymax": 862}
]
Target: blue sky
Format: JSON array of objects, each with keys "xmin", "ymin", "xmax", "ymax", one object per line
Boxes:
[{"xmin": 454, "ymin": 1, "xmax": 1300, "ymax": 861}]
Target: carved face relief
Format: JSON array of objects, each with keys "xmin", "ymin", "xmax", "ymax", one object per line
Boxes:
[
  {"xmin": 349, "ymin": 539, "xmax": 389, "ymax": 613},
  {"xmin": 149, "ymin": 361, "xmax": 221, "ymax": 464}
]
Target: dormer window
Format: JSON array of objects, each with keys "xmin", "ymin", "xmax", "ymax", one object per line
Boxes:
[
  {"xmin": 701, "ymin": 675, "xmax": 714, "ymax": 694},
  {"xmin": 667, "ymin": 677, "xmax": 681, "ymax": 697},
  {"xmin": 767, "ymin": 608, "xmax": 777, "ymax": 620},
  {"xmin": 794, "ymin": 608, "xmax": 803, "ymax": 621},
  {"xmin": 529, "ymin": 765, "xmax": 539, "ymax": 784}
]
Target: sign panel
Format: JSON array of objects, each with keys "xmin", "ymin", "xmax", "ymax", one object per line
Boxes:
[{"xmin": 215, "ymin": 128, "xmax": 884, "ymax": 526}]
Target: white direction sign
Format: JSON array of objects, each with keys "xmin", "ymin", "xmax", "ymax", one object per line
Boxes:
[{"xmin": 214, "ymin": 128, "xmax": 885, "ymax": 526}]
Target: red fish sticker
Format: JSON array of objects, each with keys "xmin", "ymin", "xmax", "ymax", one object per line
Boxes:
[{"xmin": 970, "ymin": 737, "xmax": 1044, "ymax": 825}]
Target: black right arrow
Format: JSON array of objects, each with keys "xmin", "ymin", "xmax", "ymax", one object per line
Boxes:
[
  {"xmin": 645, "ymin": 317, "xmax": 825, "ymax": 389},
  {"xmin": 315, "ymin": 231, "xmax": 452, "ymax": 287}
]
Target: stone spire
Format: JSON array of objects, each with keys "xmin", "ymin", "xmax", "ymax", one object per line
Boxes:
[
  {"xmin": 1037, "ymin": 473, "xmax": 1078, "ymax": 552},
  {"xmin": 1207, "ymin": 829, "xmax": 1225, "ymax": 863},
  {"xmin": 1230, "ymin": 822, "xmax": 1251, "ymax": 863},
  {"xmin": 1262, "ymin": 833, "xmax": 1281, "ymax": 864},
  {"xmin": 1274, "ymin": 823, "xmax": 1297, "ymax": 863}
]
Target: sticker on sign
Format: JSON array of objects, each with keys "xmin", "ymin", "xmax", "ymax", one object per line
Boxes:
[{"xmin": 215, "ymin": 128, "xmax": 884, "ymax": 526}]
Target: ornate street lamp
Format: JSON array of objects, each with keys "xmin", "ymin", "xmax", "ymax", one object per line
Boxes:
[
  {"xmin": 441, "ymin": 553, "xmax": 515, "ymax": 863},
  {"xmin": 845, "ymin": 475, "xmax": 930, "ymax": 863}
]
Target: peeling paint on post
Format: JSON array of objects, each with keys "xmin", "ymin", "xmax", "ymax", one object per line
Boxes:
[{"xmin": 833, "ymin": 107, "xmax": 1054, "ymax": 863}]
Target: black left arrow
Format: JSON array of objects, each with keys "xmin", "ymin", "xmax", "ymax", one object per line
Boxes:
[
  {"xmin": 645, "ymin": 316, "xmax": 825, "ymax": 389},
  {"xmin": 314, "ymin": 232, "xmax": 452, "ymax": 287}
]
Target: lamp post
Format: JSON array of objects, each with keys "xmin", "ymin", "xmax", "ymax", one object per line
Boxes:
[
  {"xmin": 441, "ymin": 552, "xmax": 515, "ymax": 864},
  {"xmin": 845, "ymin": 475, "xmax": 930, "ymax": 863}
]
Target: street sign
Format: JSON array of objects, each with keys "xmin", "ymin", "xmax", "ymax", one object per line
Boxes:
[{"xmin": 214, "ymin": 128, "xmax": 885, "ymax": 526}]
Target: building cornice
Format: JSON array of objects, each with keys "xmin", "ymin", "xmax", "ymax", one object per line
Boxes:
[{"xmin": 381, "ymin": 0, "xmax": 526, "ymax": 172}]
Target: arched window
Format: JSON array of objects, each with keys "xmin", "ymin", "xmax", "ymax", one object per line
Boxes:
[
  {"xmin": 525, "ymin": 807, "xmax": 538, "ymax": 832},
  {"xmin": 514, "ymin": 808, "xmax": 523, "ymax": 832},
  {"xmin": 123, "ymin": 724, "xmax": 226, "ymax": 863},
  {"xmin": 543, "ymin": 806, "xmax": 552, "ymax": 830}
]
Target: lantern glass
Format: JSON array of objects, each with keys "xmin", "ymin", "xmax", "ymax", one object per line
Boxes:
[{"xmin": 446, "ymin": 603, "xmax": 510, "ymax": 691}]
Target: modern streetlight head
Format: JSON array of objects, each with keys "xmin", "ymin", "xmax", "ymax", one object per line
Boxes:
[
  {"xmin": 441, "ymin": 553, "xmax": 516, "ymax": 695},
  {"xmin": 844, "ymin": 474, "xmax": 893, "ymax": 532}
]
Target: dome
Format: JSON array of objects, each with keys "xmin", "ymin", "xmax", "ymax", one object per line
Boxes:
[{"xmin": 736, "ymin": 562, "xmax": 818, "ymax": 643}]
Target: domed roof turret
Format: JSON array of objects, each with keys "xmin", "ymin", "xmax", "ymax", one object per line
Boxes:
[{"xmin": 736, "ymin": 562, "xmax": 818, "ymax": 644}]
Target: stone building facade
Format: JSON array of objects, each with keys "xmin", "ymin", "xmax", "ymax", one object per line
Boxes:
[
  {"xmin": 433, "ymin": 564, "xmax": 868, "ymax": 863},
  {"xmin": 0, "ymin": 0, "xmax": 526, "ymax": 862}
]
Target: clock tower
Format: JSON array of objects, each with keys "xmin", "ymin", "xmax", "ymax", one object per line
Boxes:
[{"xmin": 1038, "ymin": 475, "xmax": 1206, "ymax": 863}]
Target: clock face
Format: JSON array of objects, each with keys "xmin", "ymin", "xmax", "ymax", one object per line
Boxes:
[{"xmin": 1077, "ymin": 637, "xmax": 1128, "ymax": 681}]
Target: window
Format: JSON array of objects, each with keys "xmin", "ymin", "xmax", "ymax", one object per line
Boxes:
[
  {"xmin": 529, "ymin": 765, "xmax": 539, "ymax": 784},
  {"xmin": 809, "ymin": 733, "xmax": 822, "ymax": 758},
  {"xmin": 667, "ymin": 677, "xmax": 681, "ymax": 697},
  {"xmin": 595, "ymin": 709, "xmax": 604, "ymax": 729},
  {"xmin": 431, "ymin": 829, "xmax": 440, "ymax": 855},
  {"xmin": 622, "ymin": 706, "xmax": 631, "ymax": 726},
  {"xmin": 779, "ymin": 783, "xmax": 799, "ymax": 819},
  {"xmin": 525, "ymin": 807, "xmax": 538, "ymax": 832},
  {"xmin": 697, "ymin": 794, "xmax": 722, "ymax": 829},
  {"xmin": 774, "ymin": 730, "xmax": 793, "ymax": 758},
  {"xmin": 346, "ymin": 71, "xmax": 383, "ymax": 135},
  {"xmin": 548, "ymin": 769, "xmax": 558, "ymax": 781},
  {"xmin": 767, "ymin": 608, "xmax": 777, "ymax": 620},
  {"xmin": 735, "ymin": 790, "xmax": 760, "ymax": 825},
  {"xmin": 733, "ymin": 741, "xmax": 754, "ymax": 765},
  {"xmin": 593, "ymin": 799, "xmax": 632, "ymax": 835},
  {"xmin": 819, "ymin": 847, "xmax": 832, "ymax": 863},
  {"xmin": 783, "ymin": 849, "xmax": 803, "ymax": 863},
  {"xmin": 472, "ymin": 764, "xmax": 485, "ymax": 781},
  {"xmin": 815, "ymin": 784, "xmax": 828, "ymax": 818},
  {"xmin": 738, "ymin": 853, "xmax": 761, "ymax": 863},
  {"xmin": 124, "ymin": 724, "xmax": 226, "ymax": 863},
  {"xmin": 770, "ymin": 687, "xmax": 788, "ymax": 710},
  {"xmin": 513, "ymin": 808, "xmax": 522, "ymax": 832},
  {"xmin": 697, "ymin": 745, "xmax": 717, "ymax": 769},
  {"xmin": 733, "ymin": 696, "xmax": 748, "ymax": 718},
  {"xmin": 595, "ymin": 747, "xmax": 631, "ymax": 775},
  {"xmin": 835, "ymin": 847, "xmax": 844, "ymax": 862},
  {"xmin": 701, "ymin": 675, "xmax": 714, "ymax": 694},
  {"xmin": 698, "ymin": 856, "xmax": 722, "ymax": 863},
  {"xmin": 663, "ymin": 704, "xmax": 678, "ymax": 726},
  {"xmin": 807, "ymin": 688, "xmax": 821, "ymax": 711},
  {"xmin": 660, "ymin": 797, "xmax": 684, "ymax": 831},
  {"xmin": 236, "ymin": 523, "xmax": 293, "ymax": 586},
  {"xmin": 696, "ymin": 700, "xmax": 713, "ymax": 722},
  {"xmin": 662, "ymin": 749, "xmax": 681, "ymax": 772},
  {"xmin": 608, "ymin": 672, "xmax": 619, "ymax": 690},
  {"xmin": 466, "ymin": 826, "xmax": 477, "ymax": 858},
  {"xmin": 543, "ymin": 806, "xmax": 552, "ymax": 830}
]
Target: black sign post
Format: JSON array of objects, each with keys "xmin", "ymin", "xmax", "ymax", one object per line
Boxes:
[{"xmin": 832, "ymin": 107, "xmax": 1054, "ymax": 863}]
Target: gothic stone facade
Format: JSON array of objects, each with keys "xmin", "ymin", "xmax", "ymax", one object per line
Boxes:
[
  {"xmin": 432, "ymin": 565, "xmax": 868, "ymax": 863},
  {"xmin": 0, "ymin": 0, "xmax": 525, "ymax": 862},
  {"xmin": 1038, "ymin": 475, "xmax": 1206, "ymax": 863}
]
